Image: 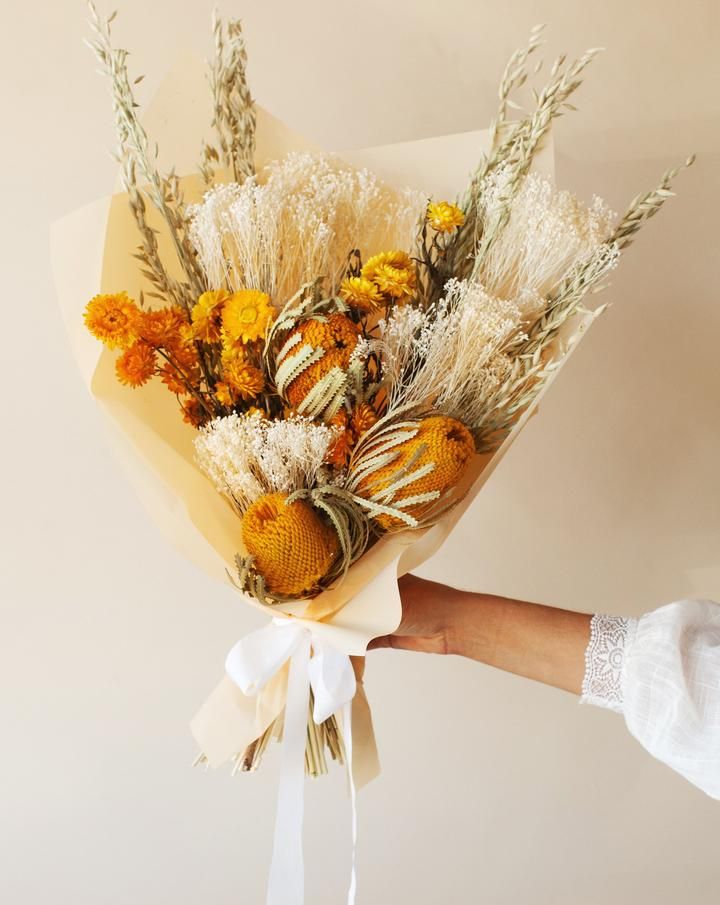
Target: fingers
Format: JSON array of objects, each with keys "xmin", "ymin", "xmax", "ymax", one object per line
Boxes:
[{"xmin": 367, "ymin": 636, "xmax": 391, "ymax": 650}]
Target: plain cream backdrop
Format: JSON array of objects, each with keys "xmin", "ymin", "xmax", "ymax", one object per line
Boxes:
[{"xmin": 2, "ymin": 0, "xmax": 719, "ymax": 903}]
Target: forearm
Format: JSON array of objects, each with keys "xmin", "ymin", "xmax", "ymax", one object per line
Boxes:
[
  {"xmin": 405, "ymin": 576, "xmax": 591, "ymax": 694},
  {"xmin": 453, "ymin": 591, "xmax": 590, "ymax": 693}
]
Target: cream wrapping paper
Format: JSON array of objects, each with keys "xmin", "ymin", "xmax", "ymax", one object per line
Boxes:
[{"xmin": 51, "ymin": 56, "xmax": 595, "ymax": 784}]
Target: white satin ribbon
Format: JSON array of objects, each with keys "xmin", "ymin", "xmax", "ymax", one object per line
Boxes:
[{"xmin": 225, "ymin": 618, "xmax": 358, "ymax": 905}]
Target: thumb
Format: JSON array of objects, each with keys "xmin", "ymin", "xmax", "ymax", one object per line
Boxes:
[{"xmin": 367, "ymin": 635, "xmax": 392, "ymax": 650}]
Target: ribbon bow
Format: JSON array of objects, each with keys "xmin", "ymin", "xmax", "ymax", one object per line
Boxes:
[{"xmin": 225, "ymin": 617, "xmax": 358, "ymax": 905}]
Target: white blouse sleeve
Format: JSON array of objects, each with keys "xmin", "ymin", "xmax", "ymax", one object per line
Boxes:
[{"xmin": 581, "ymin": 600, "xmax": 720, "ymax": 799}]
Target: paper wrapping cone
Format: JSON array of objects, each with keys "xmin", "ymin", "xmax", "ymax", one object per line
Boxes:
[{"xmin": 52, "ymin": 56, "xmax": 591, "ymax": 778}]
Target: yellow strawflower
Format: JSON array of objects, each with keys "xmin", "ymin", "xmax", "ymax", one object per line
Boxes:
[
  {"xmin": 214, "ymin": 381, "xmax": 234, "ymax": 407},
  {"xmin": 191, "ymin": 290, "xmax": 227, "ymax": 343},
  {"xmin": 242, "ymin": 492, "xmax": 339, "ymax": 597},
  {"xmin": 339, "ymin": 276, "xmax": 384, "ymax": 313},
  {"xmin": 361, "ymin": 251, "xmax": 416, "ymax": 301},
  {"xmin": 427, "ymin": 201, "xmax": 465, "ymax": 233},
  {"xmin": 221, "ymin": 289, "xmax": 274, "ymax": 345},
  {"xmin": 84, "ymin": 292, "xmax": 141, "ymax": 349}
]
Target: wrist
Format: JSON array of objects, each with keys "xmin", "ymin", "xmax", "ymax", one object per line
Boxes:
[{"xmin": 443, "ymin": 588, "xmax": 484, "ymax": 658}]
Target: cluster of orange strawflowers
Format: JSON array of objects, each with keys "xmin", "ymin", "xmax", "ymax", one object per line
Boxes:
[{"xmin": 84, "ymin": 287, "xmax": 277, "ymax": 426}]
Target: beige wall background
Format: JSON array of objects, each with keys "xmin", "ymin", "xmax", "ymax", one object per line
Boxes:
[{"xmin": 2, "ymin": 0, "xmax": 719, "ymax": 902}]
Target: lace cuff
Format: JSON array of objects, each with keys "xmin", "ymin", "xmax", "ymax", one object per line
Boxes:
[{"xmin": 581, "ymin": 614, "xmax": 638, "ymax": 712}]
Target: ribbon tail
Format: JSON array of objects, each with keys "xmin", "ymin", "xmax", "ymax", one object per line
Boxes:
[
  {"xmin": 267, "ymin": 635, "xmax": 311, "ymax": 905},
  {"xmin": 343, "ymin": 701, "xmax": 357, "ymax": 905},
  {"xmin": 350, "ymin": 678, "xmax": 381, "ymax": 789}
]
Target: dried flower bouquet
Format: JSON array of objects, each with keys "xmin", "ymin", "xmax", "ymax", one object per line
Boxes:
[
  {"xmin": 74, "ymin": 6, "xmax": 693, "ymax": 779},
  {"xmin": 55, "ymin": 7, "xmax": 694, "ymax": 901}
]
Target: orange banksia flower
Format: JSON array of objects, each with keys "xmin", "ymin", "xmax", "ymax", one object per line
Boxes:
[
  {"xmin": 222, "ymin": 289, "xmax": 274, "ymax": 345},
  {"xmin": 242, "ymin": 492, "xmax": 339, "ymax": 597},
  {"xmin": 339, "ymin": 276, "xmax": 384, "ymax": 313},
  {"xmin": 427, "ymin": 201, "xmax": 465, "ymax": 233},
  {"xmin": 84, "ymin": 292, "xmax": 141, "ymax": 349},
  {"xmin": 356, "ymin": 414, "xmax": 475, "ymax": 528},
  {"xmin": 361, "ymin": 251, "xmax": 416, "ymax": 301},
  {"xmin": 191, "ymin": 290, "xmax": 227, "ymax": 343},
  {"xmin": 284, "ymin": 314, "xmax": 360, "ymax": 409},
  {"xmin": 222, "ymin": 356, "xmax": 265, "ymax": 400},
  {"xmin": 115, "ymin": 341, "xmax": 157, "ymax": 387},
  {"xmin": 141, "ymin": 306, "xmax": 187, "ymax": 348}
]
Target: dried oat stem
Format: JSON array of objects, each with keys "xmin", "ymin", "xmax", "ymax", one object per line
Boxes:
[
  {"xmin": 200, "ymin": 14, "xmax": 256, "ymax": 185},
  {"xmin": 435, "ymin": 35, "xmax": 603, "ymax": 299},
  {"xmin": 87, "ymin": 3, "xmax": 206, "ymax": 306}
]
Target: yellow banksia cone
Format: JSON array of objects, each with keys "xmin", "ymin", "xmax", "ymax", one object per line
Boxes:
[
  {"xmin": 357, "ymin": 415, "xmax": 475, "ymax": 529},
  {"xmin": 284, "ymin": 314, "xmax": 360, "ymax": 409},
  {"xmin": 241, "ymin": 492, "xmax": 339, "ymax": 597}
]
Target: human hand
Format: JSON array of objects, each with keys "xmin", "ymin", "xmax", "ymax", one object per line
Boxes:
[{"xmin": 367, "ymin": 574, "xmax": 460, "ymax": 655}]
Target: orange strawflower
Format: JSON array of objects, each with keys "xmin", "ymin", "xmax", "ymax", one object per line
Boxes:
[
  {"xmin": 222, "ymin": 289, "xmax": 274, "ymax": 345},
  {"xmin": 170, "ymin": 336, "xmax": 200, "ymax": 372},
  {"xmin": 324, "ymin": 403, "xmax": 379, "ymax": 467},
  {"xmin": 339, "ymin": 276, "xmax": 384, "ymax": 313},
  {"xmin": 84, "ymin": 292, "xmax": 141, "ymax": 349},
  {"xmin": 214, "ymin": 381, "xmax": 235, "ymax": 407},
  {"xmin": 284, "ymin": 314, "xmax": 360, "ymax": 409},
  {"xmin": 115, "ymin": 341, "xmax": 157, "ymax": 387},
  {"xmin": 427, "ymin": 201, "xmax": 465, "ymax": 233},
  {"xmin": 326, "ymin": 402, "xmax": 380, "ymax": 467},
  {"xmin": 223, "ymin": 356, "xmax": 265, "ymax": 400},
  {"xmin": 181, "ymin": 397, "xmax": 207, "ymax": 428},
  {"xmin": 140, "ymin": 306, "xmax": 187, "ymax": 348},
  {"xmin": 351, "ymin": 402, "xmax": 379, "ymax": 438},
  {"xmin": 361, "ymin": 251, "xmax": 416, "ymax": 301},
  {"xmin": 191, "ymin": 290, "xmax": 227, "ymax": 343},
  {"xmin": 242, "ymin": 492, "xmax": 339, "ymax": 597},
  {"xmin": 326, "ymin": 410, "xmax": 353, "ymax": 468}
]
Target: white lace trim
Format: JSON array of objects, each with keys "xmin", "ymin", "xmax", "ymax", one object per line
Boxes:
[{"xmin": 581, "ymin": 614, "xmax": 637, "ymax": 712}]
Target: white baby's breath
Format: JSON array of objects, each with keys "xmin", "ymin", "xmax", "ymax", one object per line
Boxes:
[
  {"xmin": 194, "ymin": 413, "xmax": 337, "ymax": 512},
  {"xmin": 189, "ymin": 153, "xmax": 425, "ymax": 305},
  {"xmin": 476, "ymin": 168, "xmax": 616, "ymax": 302},
  {"xmin": 380, "ymin": 279, "xmax": 525, "ymax": 428}
]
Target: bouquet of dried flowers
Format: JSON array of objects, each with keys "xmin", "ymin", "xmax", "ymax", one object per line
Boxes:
[{"xmin": 69, "ymin": 6, "xmax": 691, "ymax": 900}]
